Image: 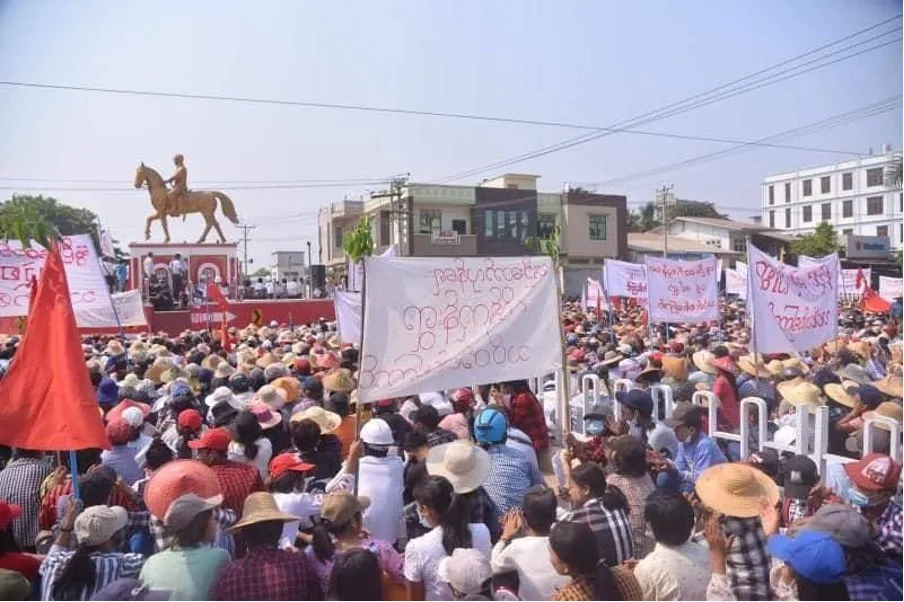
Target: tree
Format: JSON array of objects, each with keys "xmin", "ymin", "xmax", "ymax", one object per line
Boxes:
[
  {"xmin": 629, "ymin": 198, "xmax": 726, "ymax": 232},
  {"xmin": 0, "ymin": 194, "xmax": 124, "ymax": 257},
  {"xmin": 885, "ymin": 152, "xmax": 903, "ymax": 188},
  {"xmin": 342, "ymin": 217, "xmax": 374, "ymax": 263},
  {"xmin": 251, "ymin": 267, "xmax": 270, "ymax": 278},
  {"xmin": 791, "ymin": 221, "xmax": 840, "ymax": 258},
  {"xmin": 525, "ymin": 223, "xmax": 565, "ymax": 268}
]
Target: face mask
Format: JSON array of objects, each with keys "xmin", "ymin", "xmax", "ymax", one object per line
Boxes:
[
  {"xmin": 586, "ymin": 420, "xmax": 605, "ymax": 436},
  {"xmin": 849, "ymin": 488, "xmax": 884, "ymax": 508},
  {"xmin": 416, "ymin": 506, "xmax": 433, "ymax": 528}
]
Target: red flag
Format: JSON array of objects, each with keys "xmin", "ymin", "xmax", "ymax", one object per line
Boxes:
[
  {"xmin": 220, "ymin": 316, "xmax": 232, "ymax": 353},
  {"xmin": 595, "ymin": 293, "xmax": 602, "ymax": 323},
  {"xmin": 861, "ymin": 287, "xmax": 891, "ymax": 313},
  {"xmin": 0, "ymin": 246, "xmax": 110, "ymax": 450},
  {"xmin": 206, "ymin": 282, "xmax": 228, "ymax": 311},
  {"xmin": 855, "ymin": 267, "xmax": 866, "ymax": 291}
]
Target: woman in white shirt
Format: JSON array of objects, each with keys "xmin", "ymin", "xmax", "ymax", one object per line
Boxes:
[
  {"xmin": 227, "ymin": 410, "xmax": 273, "ymax": 478},
  {"xmin": 404, "ymin": 475, "xmax": 491, "ymax": 601}
]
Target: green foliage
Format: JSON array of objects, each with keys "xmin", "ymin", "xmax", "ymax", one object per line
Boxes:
[
  {"xmin": 525, "ymin": 224, "xmax": 565, "ymax": 268},
  {"xmin": 628, "ymin": 199, "xmax": 726, "ymax": 232},
  {"xmin": 342, "ymin": 217, "xmax": 374, "ymax": 263},
  {"xmin": 885, "ymin": 153, "xmax": 903, "ymax": 188},
  {"xmin": 0, "ymin": 195, "xmax": 120, "ymax": 254},
  {"xmin": 0, "ymin": 196, "xmax": 59, "ymax": 248},
  {"xmin": 252, "ymin": 267, "xmax": 271, "ymax": 278},
  {"xmin": 791, "ymin": 221, "xmax": 840, "ymax": 258},
  {"xmin": 894, "ymin": 250, "xmax": 902, "ymax": 269}
]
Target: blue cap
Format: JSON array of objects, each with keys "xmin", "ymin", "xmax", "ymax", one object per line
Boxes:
[
  {"xmin": 170, "ymin": 382, "xmax": 192, "ymax": 399},
  {"xmin": 766, "ymin": 531, "xmax": 846, "ymax": 584},
  {"xmin": 97, "ymin": 378, "xmax": 119, "ymax": 404},
  {"xmin": 615, "ymin": 389, "xmax": 653, "ymax": 415},
  {"xmin": 473, "ymin": 408, "xmax": 508, "ymax": 444}
]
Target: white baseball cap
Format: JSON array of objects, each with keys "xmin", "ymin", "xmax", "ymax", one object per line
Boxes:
[
  {"xmin": 437, "ymin": 548, "xmax": 492, "ymax": 595},
  {"xmin": 74, "ymin": 505, "xmax": 129, "ymax": 546},
  {"xmin": 359, "ymin": 418, "xmax": 394, "ymax": 446}
]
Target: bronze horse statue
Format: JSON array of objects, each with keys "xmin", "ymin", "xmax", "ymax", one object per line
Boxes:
[{"xmin": 134, "ymin": 163, "xmax": 239, "ymax": 243}]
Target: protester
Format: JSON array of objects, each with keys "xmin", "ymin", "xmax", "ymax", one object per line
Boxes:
[
  {"xmin": 842, "ymin": 453, "xmax": 903, "ymax": 557},
  {"xmin": 325, "ymin": 392, "xmax": 356, "ymax": 460},
  {"xmin": 605, "ymin": 435, "xmax": 656, "ymax": 555},
  {"xmin": 437, "ymin": 547, "xmax": 493, "ymax": 600},
  {"xmin": 227, "ymin": 409, "xmax": 273, "ymax": 478},
  {"xmin": 210, "ymin": 492, "xmax": 322, "ymax": 600},
  {"xmin": 404, "ymin": 475, "xmax": 492, "ymax": 601},
  {"xmin": 101, "ymin": 419, "xmax": 143, "ymax": 486},
  {"xmin": 413, "ymin": 405, "xmax": 459, "ymax": 448},
  {"xmin": 548, "ymin": 520, "xmax": 642, "ymax": 600},
  {"xmin": 0, "ymin": 500, "xmax": 41, "ymax": 583},
  {"xmin": 0, "ymin": 449, "xmax": 52, "ymax": 552},
  {"xmin": 188, "ymin": 427, "xmax": 264, "ymax": 516},
  {"xmin": 328, "ymin": 549, "xmax": 385, "ymax": 601},
  {"xmin": 664, "ymin": 402, "xmax": 727, "ymax": 492},
  {"xmin": 356, "ymin": 419, "xmax": 405, "ymax": 544}
]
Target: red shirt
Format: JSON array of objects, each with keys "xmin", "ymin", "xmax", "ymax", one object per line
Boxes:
[
  {"xmin": 39, "ymin": 480, "xmax": 138, "ymax": 531},
  {"xmin": 0, "ymin": 552, "xmax": 41, "ymax": 581},
  {"xmin": 713, "ymin": 374, "xmax": 739, "ymax": 432},
  {"xmin": 209, "ymin": 460, "xmax": 264, "ymax": 516},
  {"xmin": 508, "ymin": 391, "xmax": 549, "ymax": 451}
]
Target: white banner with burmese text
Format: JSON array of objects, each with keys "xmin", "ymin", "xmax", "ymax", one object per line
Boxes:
[
  {"xmin": 645, "ymin": 256, "xmax": 719, "ymax": 323},
  {"xmin": 334, "ymin": 291, "xmax": 362, "ymax": 344},
  {"xmin": 748, "ymin": 245, "xmax": 838, "ymax": 353},
  {"xmin": 879, "ymin": 276, "xmax": 903, "ymax": 302},
  {"xmin": 603, "ymin": 259, "xmax": 648, "ymax": 298},
  {"xmin": 358, "ymin": 256, "xmax": 562, "ymax": 403}
]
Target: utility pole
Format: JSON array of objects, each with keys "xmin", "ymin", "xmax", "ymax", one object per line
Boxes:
[
  {"xmin": 306, "ymin": 240, "xmax": 312, "ymax": 298},
  {"xmin": 238, "ymin": 224, "xmax": 256, "ymax": 278},
  {"xmin": 656, "ymin": 184, "xmax": 674, "ymax": 258}
]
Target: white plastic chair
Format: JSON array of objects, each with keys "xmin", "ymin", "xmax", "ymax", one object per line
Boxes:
[
  {"xmin": 708, "ymin": 397, "xmax": 768, "ymax": 460},
  {"xmin": 612, "ymin": 378, "xmax": 634, "ymax": 421},
  {"xmin": 649, "ymin": 384, "xmax": 675, "ymax": 421}
]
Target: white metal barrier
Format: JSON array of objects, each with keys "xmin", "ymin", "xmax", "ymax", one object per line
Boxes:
[
  {"xmin": 707, "ymin": 397, "xmax": 768, "ymax": 460},
  {"xmin": 649, "ymin": 384, "xmax": 675, "ymax": 421},
  {"xmin": 568, "ymin": 374, "xmax": 603, "ymax": 436},
  {"xmin": 691, "ymin": 390, "xmax": 717, "ymax": 412},
  {"xmin": 863, "ymin": 416, "xmax": 902, "ymax": 460},
  {"xmin": 612, "ymin": 378, "xmax": 634, "ymax": 421},
  {"xmin": 762, "ymin": 405, "xmax": 809, "ymax": 457}
]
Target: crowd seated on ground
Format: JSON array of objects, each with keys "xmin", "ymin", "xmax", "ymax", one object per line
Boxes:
[{"xmin": 0, "ymin": 297, "xmax": 900, "ymax": 600}]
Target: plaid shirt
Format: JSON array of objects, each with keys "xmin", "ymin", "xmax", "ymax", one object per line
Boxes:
[
  {"xmin": 39, "ymin": 480, "xmax": 139, "ymax": 531},
  {"xmin": 508, "ymin": 392, "xmax": 549, "ymax": 450},
  {"xmin": 124, "ymin": 508, "xmax": 237, "ymax": 552},
  {"xmin": 461, "ymin": 485, "xmax": 501, "ymax": 542},
  {"xmin": 607, "ymin": 473, "xmax": 655, "ymax": 557},
  {"xmin": 208, "ymin": 460, "xmax": 264, "ymax": 516},
  {"xmin": 551, "ymin": 566, "xmax": 642, "ymax": 601},
  {"xmin": 845, "ymin": 557, "xmax": 904, "ymax": 601},
  {"xmin": 0, "ymin": 456, "xmax": 53, "ymax": 549},
  {"xmin": 874, "ymin": 501, "xmax": 903, "ymax": 558},
  {"xmin": 563, "ymin": 498, "xmax": 634, "ymax": 567},
  {"xmin": 209, "ymin": 546, "xmax": 322, "ymax": 600},
  {"xmin": 723, "ymin": 516, "xmax": 772, "ymax": 601},
  {"xmin": 424, "ymin": 427, "xmax": 458, "ymax": 448},
  {"xmin": 482, "ymin": 444, "xmax": 544, "ymax": 515}
]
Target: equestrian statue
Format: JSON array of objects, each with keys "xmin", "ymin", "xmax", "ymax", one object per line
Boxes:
[{"xmin": 134, "ymin": 154, "xmax": 240, "ymax": 243}]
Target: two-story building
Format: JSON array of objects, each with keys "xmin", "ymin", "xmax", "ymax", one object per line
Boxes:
[{"xmin": 316, "ymin": 173, "xmax": 628, "ymax": 296}]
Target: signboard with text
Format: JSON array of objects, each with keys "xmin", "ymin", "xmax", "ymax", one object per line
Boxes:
[{"xmin": 645, "ymin": 256, "xmax": 719, "ymax": 323}]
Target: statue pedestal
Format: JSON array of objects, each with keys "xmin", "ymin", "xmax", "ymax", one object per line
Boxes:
[{"xmin": 128, "ymin": 242, "xmax": 240, "ymax": 294}]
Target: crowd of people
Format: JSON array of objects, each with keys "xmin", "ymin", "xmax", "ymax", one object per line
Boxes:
[{"xmin": 0, "ymin": 296, "xmax": 900, "ymax": 601}]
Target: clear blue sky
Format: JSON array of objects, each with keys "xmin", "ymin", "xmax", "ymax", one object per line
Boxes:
[{"xmin": 0, "ymin": 0, "xmax": 900, "ymax": 267}]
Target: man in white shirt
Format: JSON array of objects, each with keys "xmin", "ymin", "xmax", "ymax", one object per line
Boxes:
[
  {"xmin": 142, "ymin": 252, "xmax": 155, "ymax": 299},
  {"xmin": 491, "ymin": 485, "xmax": 568, "ymax": 600},
  {"xmin": 286, "ymin": 278, "xmax": 300, "ymax": 298},
  {"xmin": 633, "ymin": 490, "xmax": 711, "ymax": 601},
  {"xmin": 168, "ymin": 253, "xmax": 186, "ymax": 306},
  {"xmin": 355, "ymin": 418, "xmax": 404, "ymax": 544}
]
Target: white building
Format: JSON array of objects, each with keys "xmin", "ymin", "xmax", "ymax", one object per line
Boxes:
[
  {"xmin": 762, "ymin": 150, "xmax": 903, "ymax": 251},
  {"xmin": 270, "ymin": 250, "xmax": 306, "ymax": 281}
]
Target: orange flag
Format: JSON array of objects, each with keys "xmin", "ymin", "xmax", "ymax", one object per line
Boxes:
[
  {"xmin": 0, "ymin": 245, "xmax": 110, "ymax": 450},
  {"xmin": 206, "ymin": 282, "xmax": 228, "ymax": 311}
]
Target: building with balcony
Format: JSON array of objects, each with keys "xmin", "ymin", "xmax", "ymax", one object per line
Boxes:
[
  {"xmin": 316, "ymin": 173, "xmax": 628, "ymax": 295},
  {"xmin": 761, "ymin": 150, "xmax": 902, "ymax": 252},
  {"xmin": 270, "ymin": 250, "xmax": 306, "ymax": 281},
  {"xmin": 651, "ymin": 216, "xmax": 793, "ymax": 264}
]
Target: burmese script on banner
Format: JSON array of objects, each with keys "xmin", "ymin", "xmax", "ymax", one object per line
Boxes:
[
  {"xmin": 748, "ymin": 245, "xmax": 838, "ymax": 353},
  {"xmin": 584, "ymin": 277, "xmax": 607, "ymax": 309},
  {"xmin": 334, "ymin": 291, "xmax": 362, "ymax": 344},
  {"xmin": 603, "ymin": 259, "xmax": 648, "ymax": 298},
  {"xmin": 358, "ymin": 256, "xmax": 563, "ymax": 403},
  {"xmin": 0, "ymin": 235, "xmax": 113, "ymax": 325},
  {"xmin": 798, "ymin": 255, "xmax": 869, "ymax": 296},
  {"xmin": 879, "ymin": 276, "xmax": 903, "ymax": 302},
  {"xmin": 77, "ymin": 289, "xmax": 148, "ymax": 328},
  {"xmin": 645, "ymin": 256, "xmax": 719, "ymax": 323}
]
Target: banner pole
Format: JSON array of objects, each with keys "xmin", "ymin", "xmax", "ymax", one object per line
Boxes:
[
  {"xmin": 553, "ymin": 262, "xmax": 571, "ymax": 442},
  {"xmin": 353, "ymin": 257, "xmax": 368, "ymax": 496},
  {"xmin": 95, "ymin": 255, "xmax": 127, "ymax": 343},
  {"xmin": 68, "ymin": 450, "xmax": 81, "ymax": 501}
]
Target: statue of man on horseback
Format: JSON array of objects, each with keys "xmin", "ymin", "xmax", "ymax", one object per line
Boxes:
[
  {"xmin": 164, "ymin": 153, "xmax": 189, "ymax": 218},
  {"xmin": 134, "ymin": 158, "xmax": 240, "ymax": 244}
]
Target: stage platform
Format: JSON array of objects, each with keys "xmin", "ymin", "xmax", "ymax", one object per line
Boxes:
[{"xmin": 0, "ymin": 298, "xmax": 336, "ymax": 336}]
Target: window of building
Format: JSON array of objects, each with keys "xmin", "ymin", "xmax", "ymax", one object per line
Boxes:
[
  {"xmin": 506, "ymin": 183, "xmax": 518, "ymax": 189},
  {"xmin": 380, "ymin": 210, "xmax": 391, "ymax": 246},
  {"xmin": 484, "ymin": 210, "xmax": 493, "ymax": 237},
  {"xmin": 768, "ymin": 185, "xmax": 774, "ymax": 205},
  {"xmin": 877, "ymin": 225, "xmax": 889, "ymax": 238},
  {"xmin": 866, "ymin": 196, "xmax": 884, "ymax": 215},
  {"xmin": 866, "ymin": 167, "xmax": 883, "ymax": 187},
  {"xmin": 820, "ymin": 176, "xmax": 831, "ymax": 194},
  {"xmin": 900, "ymin": 192, "xmax": 903, "ymax": 212},
  {"xmin": 821, "ymin": 203, "xmax": 831, "ymax": 221},
  {"xmin": 802, "ymin": 205, "xmax": 812, "ymax": 222},
  {"xmin": 520, "ymin": 212, "xmax": 529, "ymax": 241},
  {"xmin": 769, "ymin": 210, "xmax": 775, "ymax": 228},
  {"xmin": 589, "ymin": 214, "xmax": 608, "ymax": 241},
  {"xmin": 842, "ymin": 200, "xmax": 853, "ymax": 218},
  {"xmin": 508, "ymin": 211, "xmax": 518, "ymax": 238},
  {"xmin": 802, "ymin": 179, "xmax": 813, "ymax": 197},
  {"xmin": 495, "ymin": 210, "xmax": 506, "ymax": 238},
  {"xmin": 451, "ymin": 219, "xmax": 467, "ymax": 235},
  {"xmin": 842, "ymin": 172, "xmax": 852, "ymax": 191},
  {"xmin": 333, "ymin": 225, "xmax": 343, "ymax": 249},
  {"xmin": 732, "ymin": 237, "xmax": 746, "ymax": 253},
  {"xmin": 418, "ymin": 209, "xmax": 441, "ymax": 234},
  {"xmin": 842, "ymin": 228, "xmax": 853, "ymax": 236},
  {"xmin": 785, "ymin": 182, "xmax": 792, "ymax": 203},
  {"xmin": 537, "ymin": 212, "xmax": 557, "ymax": 238},
  {"xmin": 785, "ymin": 208, "xmax": 791, "ymax": 228}
]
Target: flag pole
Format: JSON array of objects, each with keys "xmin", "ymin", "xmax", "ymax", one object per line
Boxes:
[
  {"xmin": 68, "ymin": 450, "xmax": 81, "ymax": 501},
  {"xmin": 553, "ymin": 261, "xmax": 571, "ymax": 442},
  {"xmin": 352, "ymin": 256, "xmax": 368, "ymax": 496}
]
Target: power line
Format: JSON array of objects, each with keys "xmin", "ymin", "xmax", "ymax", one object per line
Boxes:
[
  {"xmin": 0, "ymin": 176, "xmax": 392, "ymax": 185},
  {"xmin": 0, "ymin": 180, "xmax": 390, "ymax": 192},
  {"xmin": 432, "ymin": 23, "xmax": 902, "ymax": 183}
]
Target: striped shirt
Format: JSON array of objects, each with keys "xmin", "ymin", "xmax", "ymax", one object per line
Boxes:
[
  {"xmin": 0, "ymin": 456, "xmax": 53, "ymax": 550},
  {"xmin": 39, "ymin": 544, "xmax": 144, "ymax": 601}
]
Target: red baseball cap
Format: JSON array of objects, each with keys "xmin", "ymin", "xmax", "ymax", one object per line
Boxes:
[
  {"xmin": 105, "ymin": 418, "xmax": 133, "ymax": 445},
  {"xmin": 177, "ymin": 409, "xmax": 203, "ymax": 432},
  {"xmin": 269, "ymin": 453, "xmax": 316, "ymax": 478},
  {"xmin": 188, "ymin": 427, "xmax": 232, "ymax": 452},
  {"xmin": 844, "ymin": 453, "xmax": 902, "ymax": 492},
  {"xmin": 0, "ymin": 500, "xmax": 21, "ymax": 530}
]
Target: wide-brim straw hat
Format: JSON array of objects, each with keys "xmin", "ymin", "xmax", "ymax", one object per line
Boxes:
[
  {"xmin": 323, "ymin": 368, "xmax": 356, "ymax": 393},
  {"xmin": 782, "ymin": 357, "xmax": 810, "ymax": 375},
  {"xmin": 863, "ymin": 402, "xmax": 903, "ymax": 431},
  {"xmin": 599, "ymin": 351, "xmax": 623, "ymax": 366},
  {"xmin": 874, "ymin": 374, "xmax": 903, "ymax": 398},
  {"xmin": 201, "ymin": 355, "xmax": 223, "ymax": 371},
  {"xmin": 426, "ymin": 441, "xmax": 492, "ymax": 494},
  {"xmin": 777, "ymin": 380, "xmax": 824, "ymax": 409},
  {"xmin": 764, "ymin": 360, "xmax": 785, "ymax": 377},
  {"xmin": 661, "ymin": 355, "xmax": 689, "ymax": 382},
  {"xmin": 848, "ymin": 341, "xmax": 870, "ymax": 359},
  {"xmin": 270, "ymin": 376, "xmax": 301, "ymax": 403},
  {"xmin": 229, "ymin": 492, "xmax": 299, "ymax": 531},
  {"xmin": 737, "ymin": 355, "xmax": 771, "ymax": 378},
  {"xmin": 824, "ymin": 381, "xmax": 858, "ymax": 408},
  {"xmin": 145, "ymin": 359, "xmax": 175, "ymax": 384},
  {"xmin": 120, "ymin": 373, "xmax": 141, "ymax": 389},
  {"xmin": 214, "ymin": 363, "xmax": 235, "ymax": 380},
  {"xmin": 255, "ymin": 352, "xmax": 277, "ymax": 368},
  {"xmin": 636, "ymin": 364, "xmax": 663, "ymax": 382},
  {"xmin": 835, "ymin": 364, "xmax": 872, "ymax": 385},
  {"xmin": 292, "ymin": 406, "xmax": 341, "ymax": 434},
  {"xmin": 712, "ymin": 356, "xmax": 739, "ymax": 376},
  {"xmin": 161, "ymin": 367, "xmax": 190, "ymax": 384},
  {"xmin": 692, "ymin": 350, "xmax": 716, "ymax": 375},
  {"xmin": 105, "ymin": 340, "xmax": 126, "ymax": 356},
  {"xmin": 695, "ymin": 463, "xmax": 779, "ymax": 518}
]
